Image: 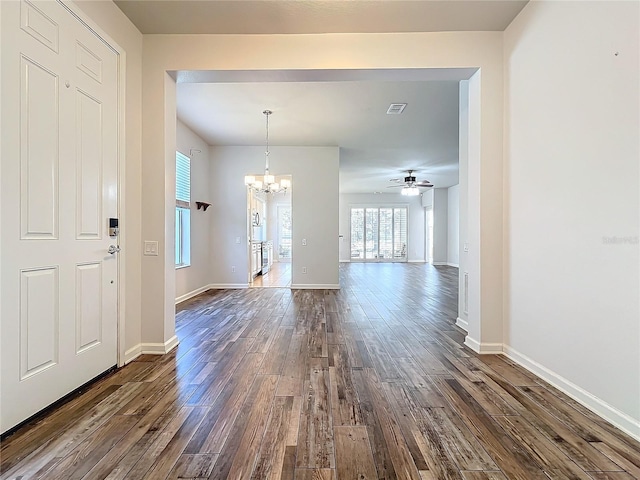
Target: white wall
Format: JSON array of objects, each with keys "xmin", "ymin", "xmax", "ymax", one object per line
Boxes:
[
  {"xmin": 447, "ymin": 185, "xmax": 460, "ymax": 267},
  {"xmin": 209, "ymin": 146, "xmax": 339, "ymax": 288},
  {"xmin": 175, "ymin": 120, "xmax": 211, "ymax": 301},
  {"xmin": 504, "ymin": 0, "xmax": 639, "ymax": 436},
  {"xmin": 74, "ymin": 0, "xmax": 143, "ymax": 360},
  {"xmin": 339, "ymin": 193, "xmax": 425, "ymax": 262},
  {"xmin": 432, "ymin": 189, "xmax": 449, "ymax": 264}
]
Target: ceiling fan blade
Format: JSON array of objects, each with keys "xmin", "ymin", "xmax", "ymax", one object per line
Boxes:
[
  {"xmin": 389, "ymin": 178, "xmax": 402, "ymax": 183},
  {"xmin": 414, "ymin": 182, "xmax": 433, "ymax": 187},
  {"xmin": 387, "ymin": 185, "xmax": 404, "ymax": 188}
]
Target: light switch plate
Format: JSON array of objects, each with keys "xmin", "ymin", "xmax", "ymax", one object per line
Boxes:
[{"xmin": 144, "ymin": 240, "xmax": 159, "ymax": 256}]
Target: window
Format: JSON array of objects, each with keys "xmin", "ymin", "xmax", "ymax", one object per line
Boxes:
[
  {"xmin": 175, "ymin": 151, "xmax": 191, "ymax": 267},
  {"xmin": 277, "ymin": 205, "xmax": 292, "ymax": 261},
  {"xmin": 426, "ymin": 207, "xmax": 434, "ymax": 264},
  {"xmin": 350, "ymin": 206, "xmax": 408, "ymax": 262},
  {"xmin": 350, "ymin": 208, "xmax": 364, "ymax": 259}
]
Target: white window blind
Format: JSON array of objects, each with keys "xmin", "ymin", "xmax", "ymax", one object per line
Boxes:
[
  {"xmin": 350, "ymin": 208, "xmax": 364, "ymax": 259},
  {"xmin": 175, "ymin": 151, "xmax": 191, "ymax": 267},
  {"xmin": 393, "ymin": 207, "xmax": 408, "ymax": 258},
  {"xmin": 350, "ymin": 206, "xmax": 408, "ymax": 262},
  {"xmin": 176, "ymin": 151, "xmax": 190, "ymax": 208}
]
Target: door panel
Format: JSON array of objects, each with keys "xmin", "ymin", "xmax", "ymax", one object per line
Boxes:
[
  {"xmin": 76, "ymin": 262, "xmax": 103, "ymax": 353},
  {"xmin": 20, "ymin": 0, "xmax": 59, "ymax": 52},
  {"xmin": 20, "ymin": 266, "xmax": 59, "ymax": 379},
  {"xmin": 1, "ymin": 0, "xmax": 119, "ymax": 433},
  {"xmin": 76, "ymin": 41, "xmax": 103, "ymax": 83},
  {"xmin": 20, "ymin": 55, "xmax": 59, "ymax": 239},
  {"xmin": 76, "ymin": 89, "xmax": 103, "ymax": 239}
]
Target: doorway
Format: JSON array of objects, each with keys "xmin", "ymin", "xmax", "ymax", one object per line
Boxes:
[
  {"xmin": 426, "ymin": 207, "xmax": 434, "ymax": 264},
  {"xmin": 164, "ymin": 67, "xmax": 482, "ymax": 347},
  {"xmin": 248, "ymin": 176, "xmax": 292, "ymax": 288}
]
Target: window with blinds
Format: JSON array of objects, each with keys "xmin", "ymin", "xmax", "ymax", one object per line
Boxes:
[
  {"xmin": 175, "ymin": 151, "xmax": 191, "ymax": 267},
  {"xmin": 176, "ymin": 151, "xmax": 191, "ymax": 208},
  {"xmin": 350, "ymin": 206, "xmax": 408, "ymax": 262}
]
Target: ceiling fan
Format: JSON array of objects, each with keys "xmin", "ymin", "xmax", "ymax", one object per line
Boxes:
[{"xmin": 387, "ymin": 170, "xmax": 433, "ymax": 195}]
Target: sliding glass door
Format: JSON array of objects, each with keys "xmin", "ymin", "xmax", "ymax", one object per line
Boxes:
[{"xmin": 350, "ymin": 207, "xmax": 408, "ymax": 262}]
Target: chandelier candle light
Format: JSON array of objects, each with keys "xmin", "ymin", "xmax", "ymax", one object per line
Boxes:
[{"xmin": 245, "ymin": 110, "xmax": 291, "ymax": 194}]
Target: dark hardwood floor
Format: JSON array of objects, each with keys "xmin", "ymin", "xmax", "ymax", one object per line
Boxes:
[{"xmin": 2, "ymin": 263, "xmax": 639, "ymax": 479}]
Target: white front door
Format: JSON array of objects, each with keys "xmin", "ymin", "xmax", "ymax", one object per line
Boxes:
[{"xmin": 1, "ymin": 0, "xmax": 120, "ymax": 433}]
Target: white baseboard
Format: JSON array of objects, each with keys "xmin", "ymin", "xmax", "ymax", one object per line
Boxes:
[
  {"xmin": 124, "ymin": 344, "xmax": 142, "ymax": 364},
  {"xmin": 455, "ymin": 317, "xmax": 468, "ymax": 332},
  {"xmin": 408, "ymin": 260, "xmax": 427, "ymax": 263},
  {"xmin": 433, "ymin": 261, "xmax": 459, "ymax": 267},
  {"xmin": 502, "ymin": 345, "xmax": 640, "ymax": 442},
  {"xmin": 164, "ymin": 335, "xmax": 180, "ymax": 353},
  {"xmin": 464, "ymin": 336, "xmax": 503, "ymax": 354},
  {"xmin": 208, "ymin": 283, "xmax": 249, "ymax": 289},
  {"xmin": 175, "ymin": 285, "xmax": 210, "ymax": 305},
  {"xmin": 124, "ymin": 335, "xmax": 180, "ymax": 364},
  {"xmin": 290, "ymin": 284, "xmax": 341, "ymax": 289},
  {"xmin": 141, "ymin": 335, "xmax": 179, "ymax": 355}
]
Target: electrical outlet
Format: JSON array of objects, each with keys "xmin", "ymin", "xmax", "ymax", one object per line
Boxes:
[
  {"xmin": 235, "ymin": 237, "xmax": 241, "ymax": 244},
  {"xmin": 302, "ymin": 238, "xmax": 307, "ymax": 246},
  {"xmin": 302, "ymin": 267, "xmax": 307, "ymax": 274},
  {"xmin": 231, "ymin": 266, "xmax": 236, "ymax": 273}
]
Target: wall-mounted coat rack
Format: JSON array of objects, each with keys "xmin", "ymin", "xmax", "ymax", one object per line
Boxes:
[{"xmin": 196, "ymin": 201, "xmax": 211, "ymax": 211}]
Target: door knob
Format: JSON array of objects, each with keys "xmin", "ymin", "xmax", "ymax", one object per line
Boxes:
[{"xmin": 108, "ymin": 245, "xmax": 121, "ymax": 254}]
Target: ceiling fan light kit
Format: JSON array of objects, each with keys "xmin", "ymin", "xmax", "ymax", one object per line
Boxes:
[
  {"xmin": 388, "ymin": 169, "xmax": 433, "ymax": 196},
  {"xmin": 400, "ymin": 186, "xmax": 420, "ymax": 196},
  {"xmin": 244, "ymin": 110, "xmax": 290, "ymax": 195}
]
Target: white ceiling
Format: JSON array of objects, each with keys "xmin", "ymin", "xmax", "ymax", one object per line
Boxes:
[
  {"xmin": 118, "ymin": 1, "xmax": 528, "ymax": 193},
  {"xmin": 177, "ymin": 79, "xmax": 460, "ymax": 193},
  {"xmin": 114, "ymin": 0, "xmax": 528, "ymax": 35}
]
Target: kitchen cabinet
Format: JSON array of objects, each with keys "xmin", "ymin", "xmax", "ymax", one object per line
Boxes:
[
  {"xmin": 251, "ymin": 242, "xmax": 262, "ymax": 278},
  {"xmin": 261, "ymin": 240, "xmax": 273, "ymax": 274}
]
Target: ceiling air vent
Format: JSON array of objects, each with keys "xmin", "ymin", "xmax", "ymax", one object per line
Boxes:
[{"xmin": 386, "ymin": 103, "xmax": 407, "ymax": 115}]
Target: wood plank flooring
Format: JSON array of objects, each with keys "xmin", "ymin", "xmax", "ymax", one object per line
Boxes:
[
  {"xmin": 252, "ymin": 262, "xmax": 291, "ymax": 288},
  {"xmin": 2, "ymin": 263, "xmax": 639, "ymax": 479}
]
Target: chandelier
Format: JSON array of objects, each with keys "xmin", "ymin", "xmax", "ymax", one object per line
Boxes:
[{"xmin": 244, "ymin": 110, "xmax": 290, "ymax": 194}]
